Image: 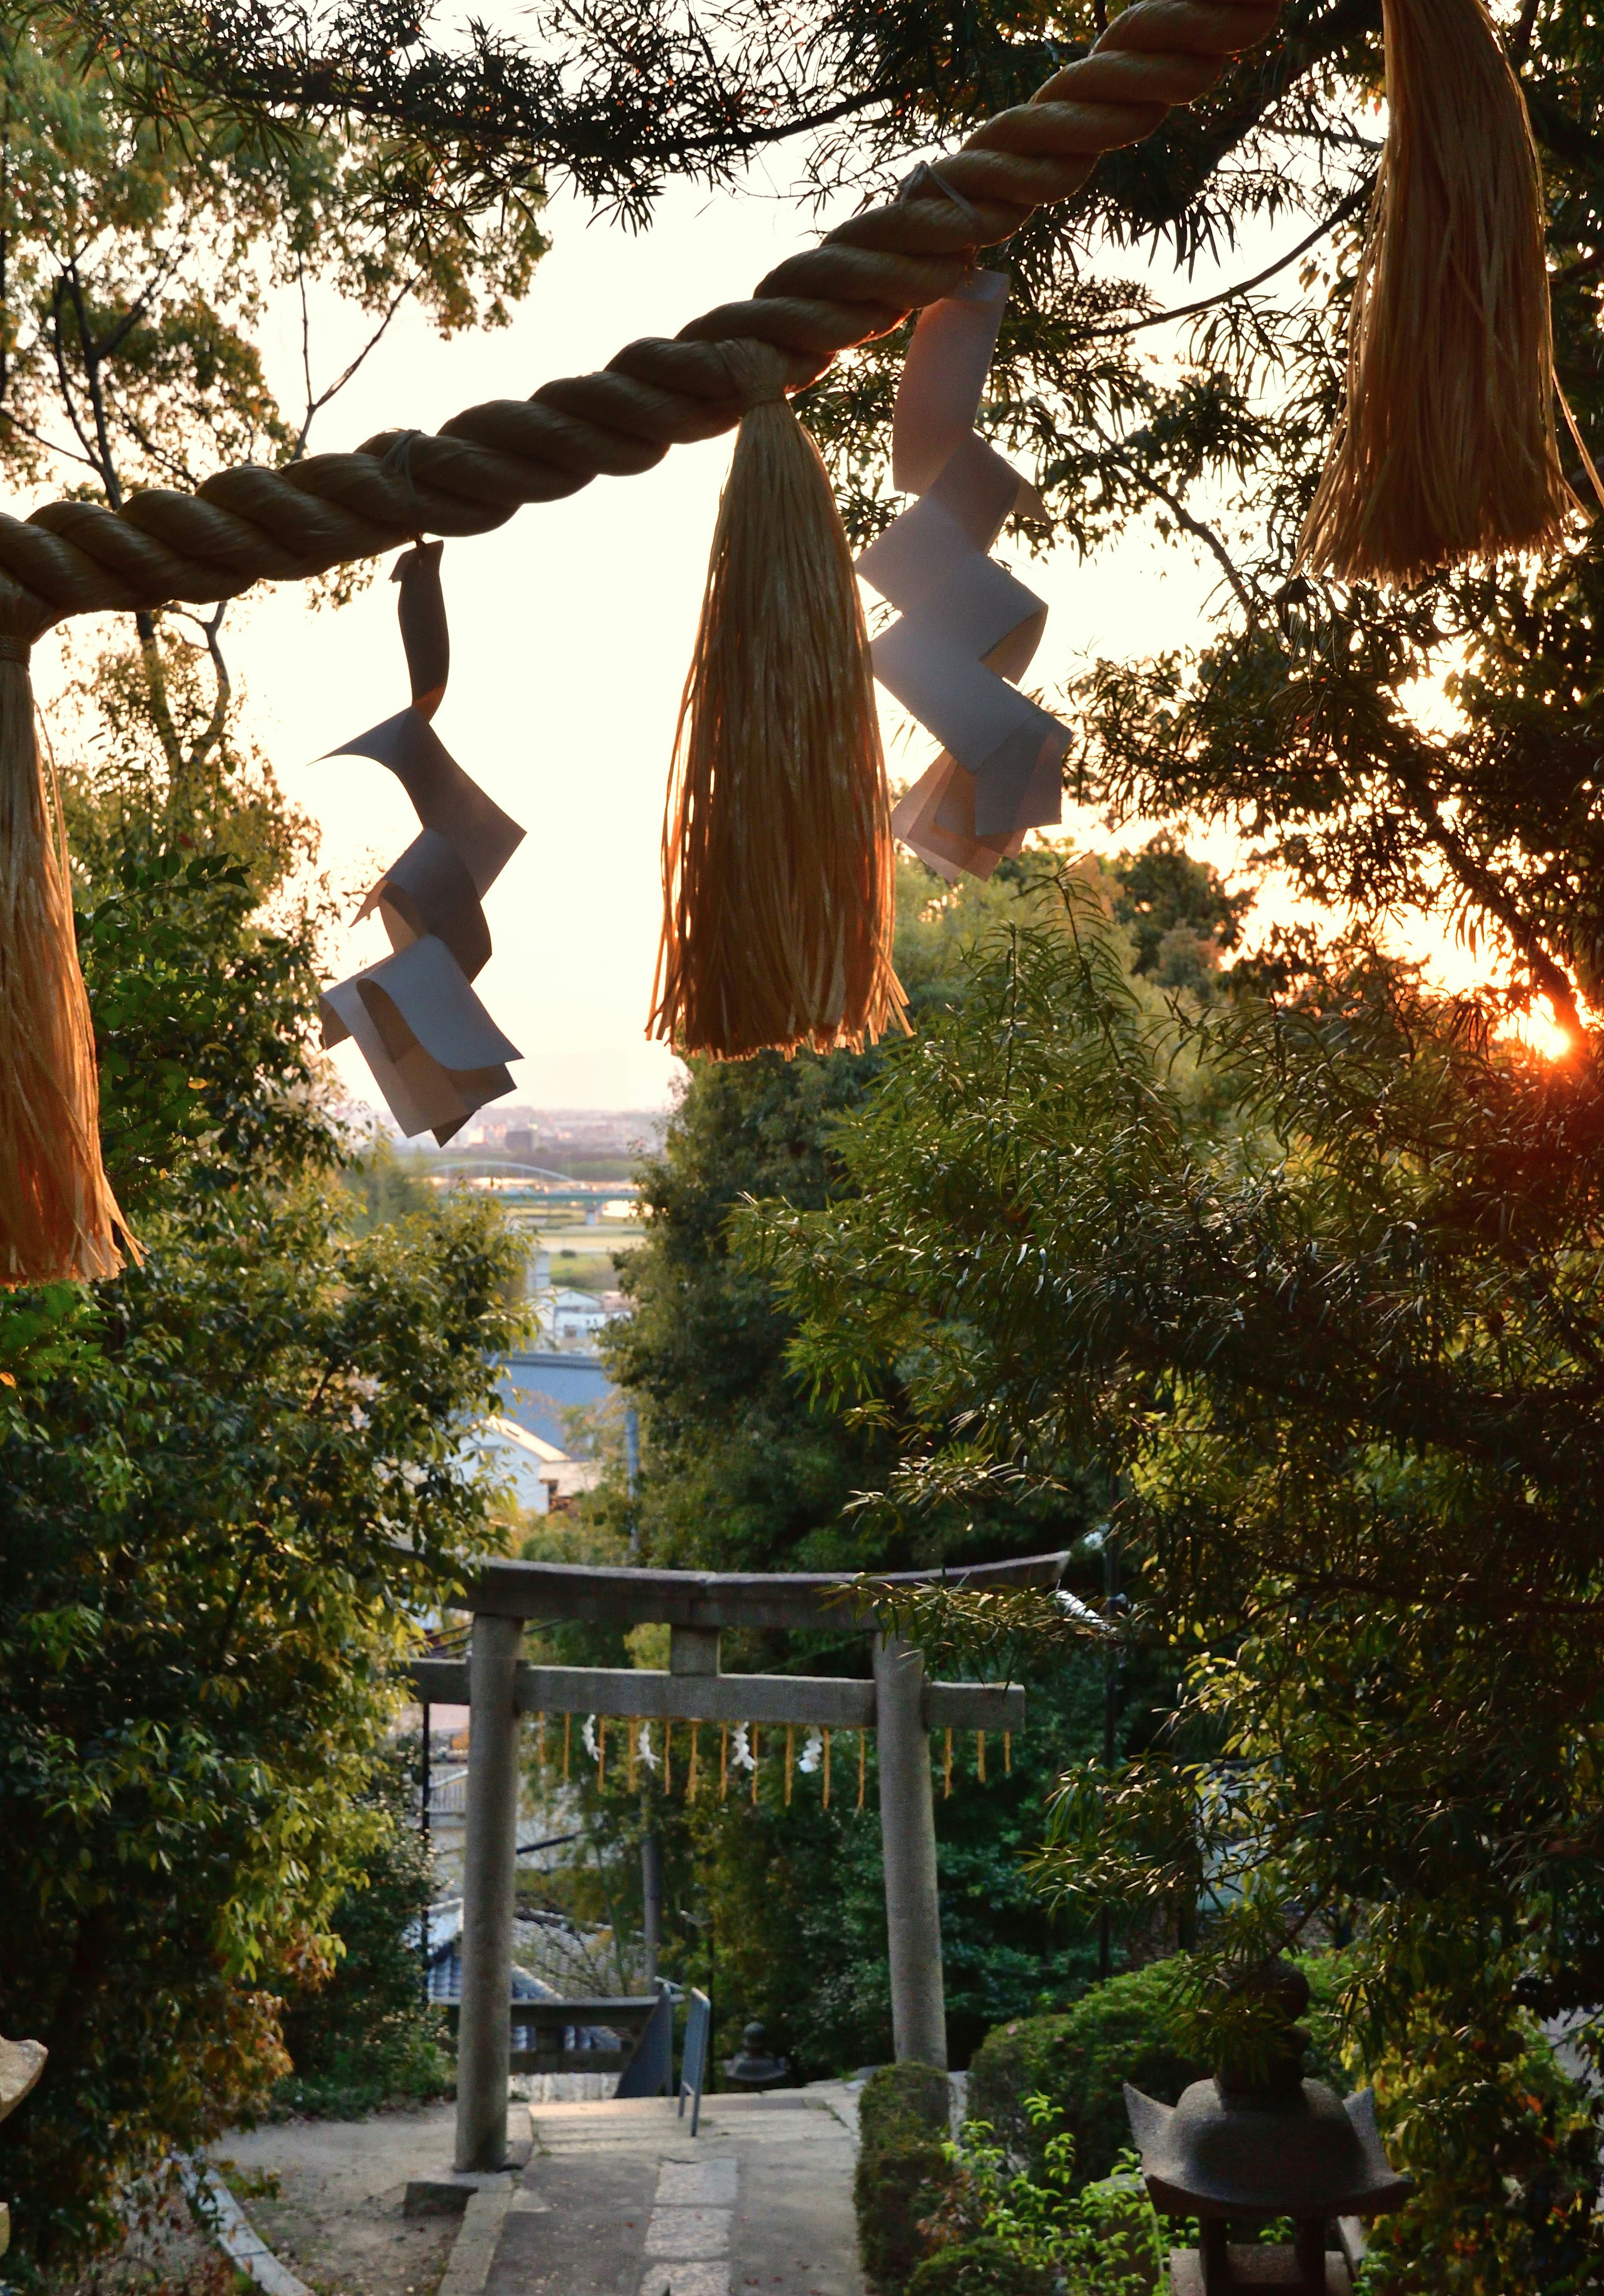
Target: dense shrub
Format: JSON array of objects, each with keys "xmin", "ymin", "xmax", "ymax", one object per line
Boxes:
[
  {"xmin": 965, "ymin": 1963, "xmax": 1204, "ymax": 2186},
  {"xmin": 855, "ymin": 2062, "xmax": 953, "ymax": 2290},
  {"xmin": 906, "ymin": 2236, "xmax": 1053, "ymax": 2296},
  {"xmin": 917, "ymin": 2107, "xmax": 1164, "ymax": 2296},
  {"xmin": 964, "ymin": 1955, "xmax": 1354, "ymax": 2189}
]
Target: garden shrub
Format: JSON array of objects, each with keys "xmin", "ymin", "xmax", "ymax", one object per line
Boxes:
[
  {"xmin": 855, "ymin": 2062, "xmax": 952, "ymax": 2290},
  {"xmin": 965, "ymin": 1961, "xmax": 1204, "ymax": 2185},
  {"xmin": 965, "ymin": 1954, "xmax": 1352, "ymax": 2188},
  {"xmin": 917, "ymin": 2104, "xmax": 1164, "ymax": 2295},
  {"xmin": 906, "ymin": 2236, "xmax": 1053, "ymax": 2295}
]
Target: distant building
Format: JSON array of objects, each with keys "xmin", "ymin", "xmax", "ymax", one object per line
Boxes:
[
  {"xmin": 495, "ymin": 1349, "xmax": 612, "ymax": 1448},
  {"xmin": 533, "ymin": 1287, "xmax": 634, "ymax": 1344},
  {"xmin": 463, "ymin": 1414, "xmax": 602, "ymax": 1514}
]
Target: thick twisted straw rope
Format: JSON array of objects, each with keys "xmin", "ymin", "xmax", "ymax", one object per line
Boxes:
[{"xmin": 0, "ymin": 0, "xmax": 1280, "ymax": 640}]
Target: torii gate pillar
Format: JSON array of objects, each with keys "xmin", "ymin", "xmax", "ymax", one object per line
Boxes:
[
  {"xmin": 874, "ymin": 1633, "xmax": 947, "ymax": 2068},
  {"xmin": 454, "ymin": 1611, "xmax": 523, "ymax": 2172}
]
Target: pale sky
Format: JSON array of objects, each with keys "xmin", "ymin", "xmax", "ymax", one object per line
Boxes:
[{"xmin": 33, "ymin": 161, "xmax": 1333, "ymax": 1114}]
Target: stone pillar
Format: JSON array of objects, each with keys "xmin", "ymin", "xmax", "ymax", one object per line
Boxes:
[
  {"xmin": 454, "ymin": 1611, "xmax": 524, "ymax": 2172},
  {"xmin": 873, "ymin": 1633, "xmax": 947, "ymax": 2068}
]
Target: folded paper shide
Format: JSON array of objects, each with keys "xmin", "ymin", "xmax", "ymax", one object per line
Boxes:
[
  {"xmin": 859, "ymin": 270, "xmax": 1067, "ymax": 884},
  {"xmin": 0, "ymin": 0, "xmax": 1581, "ymax": 1277},
  {"xmin": 319, "ymin": 545, "xmax": 525, "ymax": 1145}
]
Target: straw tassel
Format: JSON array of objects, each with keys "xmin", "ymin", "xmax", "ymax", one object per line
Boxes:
[
  {"xmin": 0, "ymin": 639, "xmax": 130, "ymax": 1287},
  {"xmin": 651, "ymin": 345, "xmax": 907, "ymax": 1060},
  {"xmin": 1299, "ymin": 0, "xmax": 1576, "ymax": 583}
]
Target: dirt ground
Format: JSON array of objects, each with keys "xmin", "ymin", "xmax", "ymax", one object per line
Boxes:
[{"xmin": 213, "ymin": 2102, "xmax": 464, "ymax": 2296}]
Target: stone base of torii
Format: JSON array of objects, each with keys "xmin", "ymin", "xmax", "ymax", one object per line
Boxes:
[{"xmin": 409, "ymin": 1550, "xmax": 1066, "ymax": 2173}]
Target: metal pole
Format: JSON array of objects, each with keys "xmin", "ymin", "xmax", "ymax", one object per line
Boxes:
[
  {"xmin": 454, "ymin": 1611, "xmax": 523, "ymax": 2173},
  {"xmin": 625, "ymin": 1405, "xmax": 641, "ymax": 1559},
  {"xmin": 1099, "ymin": 1528, "xmax": 1123, "ymax": 1984},
  {"xmin": 642, "ymin": 1830, "xmax": 663, "ymax": 1987},
  {"xmin": 420, "ymin": 1701, "xmax": 432, "ymax": 2004},
  {"xmin": 873, "ymin": 1633, "xmax": 947, "ymax": 2069}
]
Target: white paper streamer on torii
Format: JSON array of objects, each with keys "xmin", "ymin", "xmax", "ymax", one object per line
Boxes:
[
  {"xmin": 857, "ymin": 270, "xmax": 1068, "ymax": 882},
  {"xmin": 319, "ymin": 543, "xmax": 525, "ymax": 1144}
]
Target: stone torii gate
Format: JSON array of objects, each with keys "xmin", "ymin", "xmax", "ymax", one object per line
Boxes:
[{"xmin": 409, "ymin": 1548, "xmax": 1066, "ymax": 2173}]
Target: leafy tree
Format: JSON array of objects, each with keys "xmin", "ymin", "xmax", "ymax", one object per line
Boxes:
[
  {"xmin": 0, "ymin": 662, "xmax": 522, "ymax": 2274},
  {"xmin": 571, "ymin": 860, "xmax": 1233, "ymax": 2075},
  {"xmin": 1109, "ymin": 834, "xmax": 1253, "ymax": 1000},
  {"xmin": 756, "ymin": 885, "xmax": 1604, "ymax": 2281},
  {"xmin": 602, "ymin": 855, "xmax": 1118, "ymax": 1579},
  {"xmin": 5, "ymin": 1, "xmax": 547, "ymax": 845}
]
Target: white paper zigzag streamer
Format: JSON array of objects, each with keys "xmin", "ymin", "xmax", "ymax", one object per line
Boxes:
[
  {"xmin": 857, "ymin": 270, "xmax": 1068, "ymax": 882},
  {"xmin": 319, "ymin": 544, "xmax": 525, "ymax": 1144}
]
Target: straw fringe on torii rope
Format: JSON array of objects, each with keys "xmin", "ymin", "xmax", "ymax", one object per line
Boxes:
[{"xmin": 0, "ymin": 0, "xmax": 1280, "ymax": 638}]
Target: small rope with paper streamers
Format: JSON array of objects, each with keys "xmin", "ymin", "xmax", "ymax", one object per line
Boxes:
[
  {"xmin": 544, "ymin": 1709, "xmax": 1002, "ymax": 1810},
  {"xmin": 2, "ymin": 0, "xmax": 1566, "ymax": 1277}
]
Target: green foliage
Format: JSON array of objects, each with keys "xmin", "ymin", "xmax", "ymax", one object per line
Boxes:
[
  {"xmin": 603, "ymin": 853, "xmax": 1112, "ymax": 1576},
  {"xmin": 0, "ymin": 12, "xmax": 546, "ymax": 508},
  {"xmin": 579, "ymin": 858, "xmax": 1221, "ymax": 2079},
  {"xmin": 339, "ymin": 1138, "xmax": 443, "ymax": 1235},
  {"xmin": 861, "ymin": 2061, "xmax": 952, "ymax": 2150},
  {"xmin": 855, "ymin": 2063, "xmax": 953, "ymax": 2292},
  {"xmin": 915, "ymin": 2110, "xmax": 1163, "ymax": 2296},
  {"xmin": 1109, "ymin": 835, "xmax": 1252, "ymax": 1002},
  {"xmin": 1358, "ymin": 1997, "xmax": 1604, "ymax": 2296},
  {"xmin": 755, "ymin": 890, "xmax": 1604, "ymax": 2281},
  {"xmin": 905, "ymin": 2237, "xmax": 1053, "ymax": 2296},
  {"xmin": 965, "ymin": 1965, "xmax": 1204, "ymax": 2189},
  {"xmin": 0, "ymin": 688, "xmax": 521, "ymax": 2273},
  {"xmin": 76, "ymin": 848, "xmax": 332, "ymax": 1201},
  {"xmin": 272, "ymin": 1747, "xmax": 452, "ymax": 2120}
]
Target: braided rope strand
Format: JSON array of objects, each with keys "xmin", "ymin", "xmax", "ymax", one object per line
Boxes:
[{"xmin": 0, "ymin": 0, "xmax": 1282, "ymax": 639}]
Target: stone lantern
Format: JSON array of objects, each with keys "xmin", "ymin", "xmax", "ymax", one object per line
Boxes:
[
  {"xmin": 1124, "ymin": 1962, "xmax": 1411, "ymax": 2295},
  {"xmin": 723, "ymin": 2019, "xmax": 789, "ymax": 2090}
]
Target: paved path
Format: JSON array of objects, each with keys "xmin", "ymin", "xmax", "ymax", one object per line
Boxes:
[{"xmin": 492, "ymin": 2089, "xmax": 864, "ymax": 2296}]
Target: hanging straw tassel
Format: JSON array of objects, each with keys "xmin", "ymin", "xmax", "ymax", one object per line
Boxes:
[
  {"xmin": 650, "ymin": 344, "xmax": 908, "ymax": 1060},
  {"xmin": 1299, "ymin": 0, "xmax": 1576, "ymax": 584},
  {"xmin": 0, "ymin": 639, "xmax": 129, "ymax": 1286}
]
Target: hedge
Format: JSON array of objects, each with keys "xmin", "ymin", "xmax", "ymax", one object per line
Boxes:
[{"xmin": 855, "ymin": 2061, "xmax": 953, "ymax": 2290}]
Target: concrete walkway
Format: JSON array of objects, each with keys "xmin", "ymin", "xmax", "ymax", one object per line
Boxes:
[{"xmin": 493, "ymin": 2088, "xmax": 864, "ymax": 2296}]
